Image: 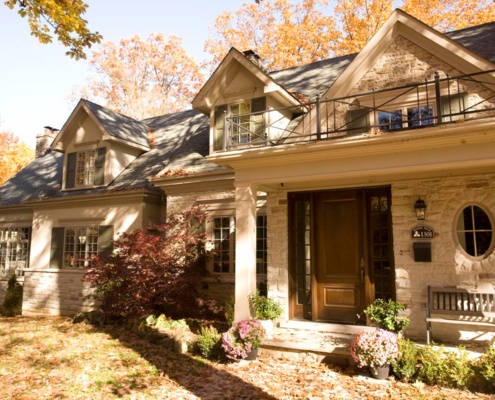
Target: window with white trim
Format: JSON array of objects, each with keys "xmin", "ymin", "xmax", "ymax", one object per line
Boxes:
[
  {"xmin": 0, "ymin": 227, "xmax": 30, "ymax": 276},
  {"xmin": 76, "ymin": 150, "xmax": 96, "ymax": 186},
  {"xmin": 65, "ymin": 147, "xmax": 106, "ymax": 189},
  {"xmin": 210, "ymin": 215, "xmax": 267, "ymax": 274},
  {"xmin": 456, "ymin": 205, "xmax": 493, "ymax": 258},
  {"xmin": 213, "ymin": 97, "xmax": 266, "ymax": 150},
  {"xmin": 63, "ymin": 227, "xmax": 99, "ymax": 268}
]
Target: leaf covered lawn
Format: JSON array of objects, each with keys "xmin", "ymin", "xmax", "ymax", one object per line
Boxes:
[{"xmin": 0, "ymin": 317, "xmax": 491, "ymax": 399}]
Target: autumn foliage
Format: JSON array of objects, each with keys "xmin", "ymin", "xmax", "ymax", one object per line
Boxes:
[
  {"xmin": 4, "ymin": 0, "xmax": 102, "ymax": 59},
  {"xmin": 0, "ymin": 132, "xmax": 34, "ymax": 185},
  {"xmin": 78, "ymin": 33, "xmax": 205, "ymax": 120},
  {"xmin": 205, "ymin": 0, "xmax": 495, "ymax": 71},
  {"xmin": 84, "ymin": 206, "xmax": 214, "ymax": 320}
]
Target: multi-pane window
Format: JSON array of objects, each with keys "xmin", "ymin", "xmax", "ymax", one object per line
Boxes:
[
  {"xmin": 211, "ymin": 215, "xmax": 267, "ymax": 274},
  {"xmin": 0, "ymin": 227, "xmax": 30, "ymax": 276},
  {"xmin": 230, "ymin": 102, "xmax": 252, "ymax": 144},
  {"xmin": 76, "ymin": 150, "xmax": 96, "ymax": 186},
  {"xmin": 214, "ymin": 97, "xmax": 266, "ymax": 150},
  {"xmin": 63, "ymin": 227, "xmax": 99, "ymax": 268},
  {"xmin": 66, "ymin": 147, "xmax": 105, "ymax": 189},
  {"xmin": 457, "ymin": 205, "xmax": 493, "ymax": 258},
  {"xmin": 378, "ymin": 105, "xmax": 434, "ymax": 131},
  {"xmin": 369, "ymin": 194, "xmax": 393, "ymax": 300},
  {"xmin": 212, "ymin": 217, "xmax": 235, "ymax": 273},
  {"xmin": 407, "ymin": 105, "xmax": 434, "ymax": 127},
  {"xmin": 378, "ymin": 110, "xmax": 403, "ymax": 131},
  {"xmin": 256, "ymin": 215, "xmax": 267, "ymax": 274}
]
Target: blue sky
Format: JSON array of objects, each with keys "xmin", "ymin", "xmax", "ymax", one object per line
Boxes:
[{"xmin": 0, "ymin": 1, "xmax": 248, "ymax": 147}]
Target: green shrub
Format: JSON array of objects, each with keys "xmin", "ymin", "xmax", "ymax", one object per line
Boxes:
[
  {"xmin": 1, "ymin": 274, "xmax": 23, "ymax": 316},
  {"xmin": 392, "ymin": 338, "xmax": 420, "ymax": 383},
  {"xmin": 248, "ymin": 289, "xmax": 283, "ymax": 320},
  {"xmin": 197, "ymin": 325, "xmax": 222, "ymax": 360},
  {"xmin": 145, "ymin": 314, "xmax": 190, "ymax": 331},
  {"xmin": 225, "ymin": 295, "xmax": 235, "ymax": 326},
  {"xmin": 469, "ymin": 347, "xmax": 495, "ymax": 394},
  {"xmin": 417, "ymin": 344, "xmax": 473, "ymax": 389},
  {"xmin": 362, "ymin": 298, "xmax": 409, "ymax": 334}
]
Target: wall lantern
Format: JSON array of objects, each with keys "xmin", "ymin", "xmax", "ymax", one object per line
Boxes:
[{"xmin": 414, "ymin": 198, "xmax": 427, "ymax": 220}]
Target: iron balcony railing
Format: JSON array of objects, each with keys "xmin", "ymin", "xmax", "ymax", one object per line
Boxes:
[{"xmin": 222, "ymin": 69, "xmax": 495, "ymax": 151}]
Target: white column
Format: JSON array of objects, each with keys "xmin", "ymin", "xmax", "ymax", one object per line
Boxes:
[{"xmin": 234, "ymin": 183, "xmax": 258, "ymax": 323}]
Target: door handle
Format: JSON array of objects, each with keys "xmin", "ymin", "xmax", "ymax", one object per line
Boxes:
[{"xmin": 360, "ymin": 257, "xmax": 365, "ymax": 283}]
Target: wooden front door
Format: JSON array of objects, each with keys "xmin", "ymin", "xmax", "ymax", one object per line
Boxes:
[{"xmin": 314, "ymin": 190, "xmax": 365, "ymax": 322}]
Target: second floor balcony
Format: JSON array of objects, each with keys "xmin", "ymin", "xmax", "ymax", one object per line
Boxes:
[{"xmin": 218, "ymin": 69, "xmax": 495, "ymax": 152}]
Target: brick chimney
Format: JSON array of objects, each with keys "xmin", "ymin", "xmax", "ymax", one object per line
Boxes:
[
  {"xmin": 35, "ymin": 126, "xmax": 58, "ymax": 158},
  {"xmin": 243, "ymin": 50, "xmax": 266, "ymax": 72}
]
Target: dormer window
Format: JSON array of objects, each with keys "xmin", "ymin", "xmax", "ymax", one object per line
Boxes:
[
  {"xmin": 65, "ymin": 147, "xmax": 106, "ymax": 189},
  {"xmin": 213, "ymin": 97, "xmax": 266, "ymax": 150}
]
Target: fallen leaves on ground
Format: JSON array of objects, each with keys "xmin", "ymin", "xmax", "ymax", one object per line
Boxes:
[{"xmin": 0, "ymin": 317, "xmax": 491, "ymax": 399}]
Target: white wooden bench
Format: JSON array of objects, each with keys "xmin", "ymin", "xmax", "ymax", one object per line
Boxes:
[{"xmin": 426, "ymin": 286, "xmax": 495, "ymax": 344}]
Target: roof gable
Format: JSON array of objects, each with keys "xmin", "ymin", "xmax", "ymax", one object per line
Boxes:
[
  {"xmin": 321, "ymin": 9, "xmax": 495, "ymax": 102},
  {"xmin": 51, "ymin": 99, "xmax": 150, "ymax": 152},
  {"xmin": 192, "ymin": 48, "xmax": 300, "ymax": 113}
]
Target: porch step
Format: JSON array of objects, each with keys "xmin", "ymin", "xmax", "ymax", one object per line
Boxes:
[{"xmin": 259, "ymin": 321, "xmax": 373, "ymax": 365}]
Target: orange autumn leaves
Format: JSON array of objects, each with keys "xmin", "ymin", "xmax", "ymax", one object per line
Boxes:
[
  {"xmin": 205, "ymin": 0, "xmax": 495, "ymax": 71},
  {"xmin": 0, "ymin": 132, "xmax": 34, "ymax": 185}
]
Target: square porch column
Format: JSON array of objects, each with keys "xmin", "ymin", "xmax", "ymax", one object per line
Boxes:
[{"xmin": 234, "ymin": 183, "xmax": 258, "ymax": 323}]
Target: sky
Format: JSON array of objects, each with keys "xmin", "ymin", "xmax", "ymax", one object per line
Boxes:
[{"xmin": 0, "ymin": 1, "xmax": 248, "ymax": 148}]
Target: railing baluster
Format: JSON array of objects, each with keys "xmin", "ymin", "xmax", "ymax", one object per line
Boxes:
[
  {"xmin": 316, "ymin": 94, "xmax": 321, "ymax": 140},
  {"xmin": 435, "ymin": 72, "xmax": 443, "ymax": 125}
]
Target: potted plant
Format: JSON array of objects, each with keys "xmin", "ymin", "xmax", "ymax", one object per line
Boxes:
[
  {"xmin": 221, "ymin": 319, "xmax": 266, "ymax": 361},
  {"xmin": 362, "ymin": 298, "xmax": 410, "ymax": 335},
  {"xmin": 248, "ymin": 289, "xmax": 283, "ymax": 338},
  {"xmin": 350, "ymin": 328, "xmax": 399, "ymax": 379}
]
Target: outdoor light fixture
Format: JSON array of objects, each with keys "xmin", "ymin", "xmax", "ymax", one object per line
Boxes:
[{"xmin": 414, "ymin": 198, "xmax": 426, "ymax": 220}]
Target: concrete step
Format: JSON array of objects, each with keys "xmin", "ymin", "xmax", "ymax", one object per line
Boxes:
[{"xmin": 259, "ymin": 321, "xmax": 373, "ymax": 365}]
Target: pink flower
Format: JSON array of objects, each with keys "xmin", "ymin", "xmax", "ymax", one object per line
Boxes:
[
  {"xmin": 221, "ymin": 319, "xmax": 266, "ymax": 361},
  {"xmin": 350, "ymin": 329, "xmax": 399, "ymax": 368}
]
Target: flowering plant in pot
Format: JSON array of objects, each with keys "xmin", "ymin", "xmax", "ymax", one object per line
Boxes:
[
  {"xmin": 221, "ymin": 319, "xmax": 266, "ymax": 361},
  {"xmin": 248, "ymin": 289, "xmax": 283, "ymax": 338},
  {"xmin": 350, "ymin": 328, "xmax": 399, "ymax": 379}
]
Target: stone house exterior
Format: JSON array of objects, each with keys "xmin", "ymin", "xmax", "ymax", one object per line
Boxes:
[{"xmin": 1, "ymin": 10, "xmax": 495, "ymax": 344}]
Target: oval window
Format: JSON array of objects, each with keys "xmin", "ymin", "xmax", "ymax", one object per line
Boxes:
[{"xmin": 456, "ymin": 205, "xmax": 493, "ymax": 257}]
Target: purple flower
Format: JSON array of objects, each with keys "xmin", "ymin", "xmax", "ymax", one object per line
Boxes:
[
  {"xmin": 350, "ymin": 329, "xmax": 399, "ymax": 368},
  {"xmin": 221, "ymin": 319, "xmax": 266, "ymax": 361}
]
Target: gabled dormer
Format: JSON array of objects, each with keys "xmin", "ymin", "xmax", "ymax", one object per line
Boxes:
[
  {"xmin": 192, "ymin": 48, "xmax": 302, "ymax": 153},
  {"xmin": 50, "ymin": 99, "xmax": 150, "ymax": 190}
]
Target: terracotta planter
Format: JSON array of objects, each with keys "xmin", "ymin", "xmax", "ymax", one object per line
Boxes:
[{"xmin": 370, "ymin": 365, "xmax": 390, "ymax": 380}]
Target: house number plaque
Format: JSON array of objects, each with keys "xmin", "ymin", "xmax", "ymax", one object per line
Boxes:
[{"xmin": 411, "ymin": 225, "xmax": 434, "ymax": 239}]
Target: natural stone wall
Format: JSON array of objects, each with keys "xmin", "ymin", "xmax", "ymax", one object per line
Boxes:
[
  {"xmin": 266, "ymin": 190, "xmax": 289, "ymax": 320},
  {"xmin": 22, "ymin": 269, "xmax": 96, "ymax": 316},
  {"xmin": 392, "ymin": 174, "xmax": 495, "ymax": 343}
]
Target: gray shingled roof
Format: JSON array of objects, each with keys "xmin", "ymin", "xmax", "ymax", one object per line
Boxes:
[
  {"xmin": 269, "ymin": 21, "xmax": 495, "ymax": 100},
  {"xmin": 0, "ymin": 109, "xmax": 218, "ymax": 206},
  {"xmin": 82, "ymin": 99, "xmax": 150, "ymax": 149},
  {"xmin": 270, "ymin": 54, "xmax": 356, "ymax": 100},
  {"xmin": 446, "ymin": 21, "xmax": 495, "ymax": 63},
  {"xmin": 1, "ymin": 21, "xmax": 494, "ymax": 208}
]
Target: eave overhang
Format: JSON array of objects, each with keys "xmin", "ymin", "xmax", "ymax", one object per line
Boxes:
[{"xmin": 207, "ymin": 119, "xmax": 495, "ymax": 190}]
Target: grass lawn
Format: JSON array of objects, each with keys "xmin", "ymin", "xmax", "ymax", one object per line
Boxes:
[{"xmin": 0, "ymin": 316, "xmax": 491, "ymax": 399}]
